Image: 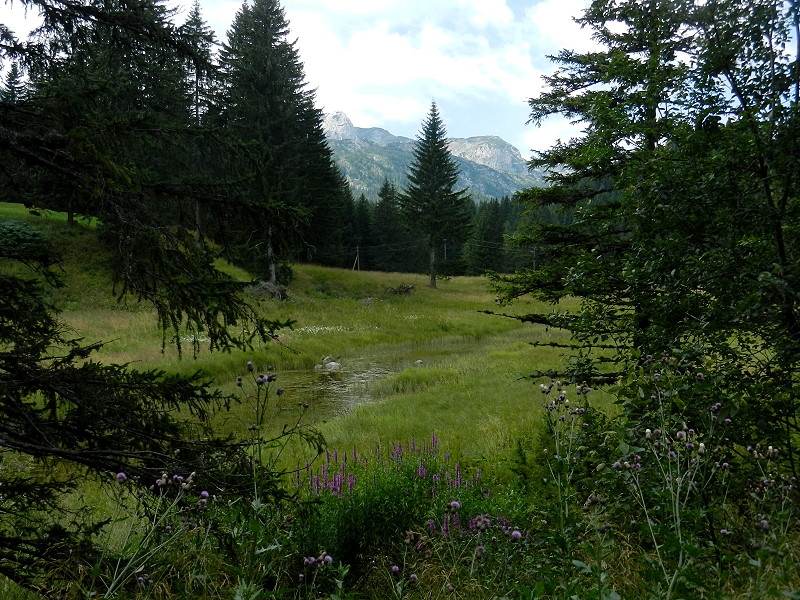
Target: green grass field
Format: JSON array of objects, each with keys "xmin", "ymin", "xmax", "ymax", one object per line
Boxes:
[
  {"xmin": 10, "ymin": 204, "xmax": 792, "ymax": 600},
  {"xmin": 1, "ymin": 203, "xmax": 598, "ymax": 474}
]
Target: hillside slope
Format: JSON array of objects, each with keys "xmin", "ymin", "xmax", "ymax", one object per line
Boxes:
[{"xmin": 323, "ymin": 112, "xmax": 545, "ymax": 200}]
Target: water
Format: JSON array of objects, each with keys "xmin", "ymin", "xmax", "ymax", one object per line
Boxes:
[{"xmin": 263, "ymin": 356, "xmax": 409, "ymax": 427}]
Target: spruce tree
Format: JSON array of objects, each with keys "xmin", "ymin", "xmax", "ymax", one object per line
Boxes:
[
  {"xmin": 497, "ymin": 0, "xmax": 800, "ymax": 459},
  {"xmin": 400, "ymin": 102, "xmax": 471, "ymax": 287},
  {"xmin": 464, "ymin": 199, "xmax": 505, "ymax": 275},
  {"xmin": 371, "ymin": 178, "xmax": 410, "ymax": 272},
  {"xmin": 218, "ymin": 0, "xmax": 348, "ymax": 281}
]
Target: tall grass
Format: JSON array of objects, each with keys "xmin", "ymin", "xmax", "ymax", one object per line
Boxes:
[{"xmin": 2, "ymin": 204, "xmax": 583, "ymax": 468}]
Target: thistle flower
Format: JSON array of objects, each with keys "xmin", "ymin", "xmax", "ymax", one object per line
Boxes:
[
  {"xmin": 391, "ymin": 565, "xmax": 400, "ymax": 573},
  {"xmin": 116, "ymin": 472, "xmax": 127, "ymax": 482},
  {"xmin": 510, "ymin": 529, "xmax": 522, "ymax": 540}
]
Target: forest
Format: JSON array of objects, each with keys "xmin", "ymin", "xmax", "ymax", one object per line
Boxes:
[{"xmin": 2, "ymin": 0, "xmax": 800, "ymax": 598}]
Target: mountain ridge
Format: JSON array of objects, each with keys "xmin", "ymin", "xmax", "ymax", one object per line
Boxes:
[{"xmin": 323, "ymin": 112, "xmax": 544, "ymax": 200}]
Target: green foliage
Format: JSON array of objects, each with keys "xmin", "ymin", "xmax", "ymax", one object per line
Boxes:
[
  {"xmin": 217, "ymin": 0, "xmax": 351, "ymax": 278},
  {"xmin": 400, "ymin": 102, "xmax": 473, "ymax": 287},
  {"xmin": 494, "ymin": 0, "xmax": 800, "ymax": 469}
]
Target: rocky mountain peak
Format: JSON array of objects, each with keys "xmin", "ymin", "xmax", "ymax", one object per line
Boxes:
[
  {"xmin": 322, "ymin": 112, "xmax": 544, "ymax": 199},
  {"xmin": 447, "ymin": 136, "xmax": 528, "ymax": 176},
  {"xmin": 323, "ymin": 111, "xmax": 356, "ymax": 140}
]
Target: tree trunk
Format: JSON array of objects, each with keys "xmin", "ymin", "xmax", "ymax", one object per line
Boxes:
[
  {"xmin": 429, "ymin": 242, "xmax": 437, "ymax": 288},
  {"xmin": 194, "ymin": 199, "xmax": 204, "ymax": 246},
  {"xmin": 267, "ymin": 224, "xmax": 277, "ymax": 285}
]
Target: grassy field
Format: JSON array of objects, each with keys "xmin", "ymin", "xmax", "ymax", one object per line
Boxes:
[
  {"xmin": 15, "ymin": 205, "xmax": 794, "ymax": 600},
  {"xmin": 1, "ymin": 203, "xmax": 598, "ymax": 477}
]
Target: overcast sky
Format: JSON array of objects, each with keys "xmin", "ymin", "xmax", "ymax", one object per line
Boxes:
[{"xmin": 2, "ymin": 0, "xmax": 595, "ymax": 158}]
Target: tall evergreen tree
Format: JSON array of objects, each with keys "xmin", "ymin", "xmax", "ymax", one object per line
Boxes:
[
  {"xmin": 492, "ymin": 0, "xmax": 692, "ymax": 378},
  {"xmin": 180, "ymin": 0, "xmax": 217, "ymax": 126},
  {"xmin": 496, "ymin": 0, "xmax": 800, "ymax": 461},
  {"xmin": 218, "ymin": 0, "xmax": 347, "ymax": 282},
  {"xmin": 371, "ymin": 178, "xmax": 411, "ymax": 272},
  {"xmin": 464, "ymin": 199, "xmax": 505, "ymax": 275},
  {"xmin": 353, "ymin": 192, "xmax": 372, "ymax": 269},
  {"xmin": 0, "ymin": 62, "xmax": 26, "ymax": 103},
  {"xmin": 399, "ymin": 101, "xmax": 471, "ymax": 287}
]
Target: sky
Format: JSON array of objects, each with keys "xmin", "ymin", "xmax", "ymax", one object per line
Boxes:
[{"xmin": 2, "ymin": 0, "xmax": 595, "ymax": 159}]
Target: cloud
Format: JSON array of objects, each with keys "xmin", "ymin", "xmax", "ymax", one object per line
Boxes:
[{"xmin": 1, "ymin": 0, "xmax": 592, "ymax": 156}]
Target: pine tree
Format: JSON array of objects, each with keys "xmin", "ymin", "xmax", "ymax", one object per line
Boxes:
[
  {"xmin": 0, "ymin": 63, "xmax": 26, "ymax": 103},
  {"xmin": 218, "ymin": 0, "xmax": 348, "ymax": 281},
  {"xmin": 353, "ymin": 193, "xmax": 372, "ymax": 269},
  {"xmin": 180, "ymin": 0, "xmax": 217, "ymax": 126},
  {"xmin": 400, "ymin": 102, "xmax": 471, "ymax": 287},
  {"xmin": 371, "ymin": 178, "xmax": 410, "ymax": 272},
  {"xmin": 464, "ymin": 199, "xmax": 505, "ymax": 275},
  {"xmin": 497, "ymin": 0, "xmax": 800, "ymax": 458}
]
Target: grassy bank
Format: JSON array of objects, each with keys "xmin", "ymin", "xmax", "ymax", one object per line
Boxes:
[
  {"xmin": 6, "ymin": 205, "xmax": 795, "ymax": 600},
  {"xmin": 2, "ymin": 204, "xmax": 594, "ymax": 475}
]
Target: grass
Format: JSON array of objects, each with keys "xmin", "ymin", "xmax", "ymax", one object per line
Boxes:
[
  {"xmin": 2, "ymin": 203, "xmax": 597, "ymax": 473},
  {"xmin": 17, "ymin": 204, "xmax": 784, "ymax": 599}
]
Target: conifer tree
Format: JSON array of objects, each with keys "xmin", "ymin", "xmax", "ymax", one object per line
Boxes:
[
  {"xmin": 400, "ymin": 102, "xmax": 471, "ymax": 287},
  {"xmin": 497, "ymin": 0, "xmax": 800, "ymax": 459},
  {"xmin": 371, "ymin": 178, "xmax": 411, "ymax": 272},
  {"xmin": 464, "ymin": 199, "xmax": 505, "ymax": 275},
  {"xmin": 218, "ymin": 0, "xmax": 348, "ymax": 281}
]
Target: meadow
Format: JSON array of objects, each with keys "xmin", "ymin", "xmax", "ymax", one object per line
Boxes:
[{"xmin": 1, "ymin": 206, "xmax": 798, "ymax": 599}]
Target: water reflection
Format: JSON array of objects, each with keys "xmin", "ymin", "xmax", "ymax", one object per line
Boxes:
[{"xmin": 270, "ymin": 360, "xmax": 396, "ymax": 424}]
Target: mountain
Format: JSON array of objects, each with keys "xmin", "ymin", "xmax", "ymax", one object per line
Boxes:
[{"xmin": 322, "ymin": 112, "xmax": 545, "ymax": 201}]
